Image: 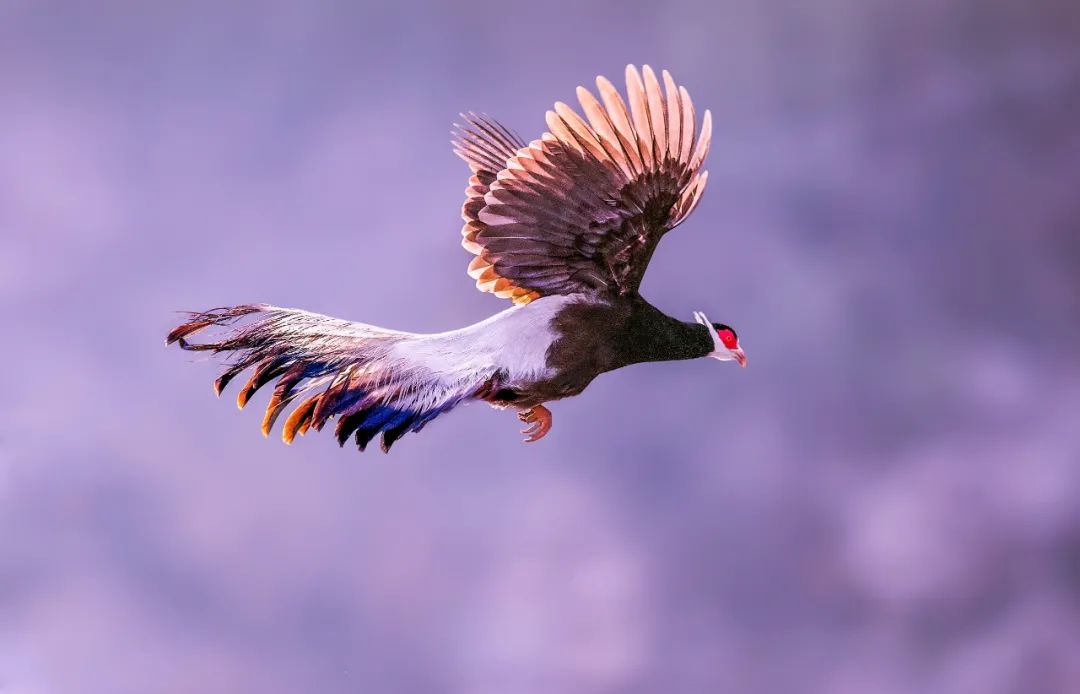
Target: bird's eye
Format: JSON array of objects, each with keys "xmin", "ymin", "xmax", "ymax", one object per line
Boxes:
[{"xmin": 717, "ymin": 328, "xmax": 737, "ymax": 349}]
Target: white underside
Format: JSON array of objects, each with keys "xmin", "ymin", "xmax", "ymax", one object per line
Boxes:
[{"xmin": 390, "ymin": 294, "xmax": 580, "ymax": 388}]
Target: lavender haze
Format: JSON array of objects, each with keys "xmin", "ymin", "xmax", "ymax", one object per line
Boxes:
[{"xmin": 3, "ymin": 1, "xmax": 1080, "ymax": 693}]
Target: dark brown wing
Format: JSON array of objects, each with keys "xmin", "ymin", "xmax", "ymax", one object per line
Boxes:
[
  {"xmin": 451, "ymin": 114, "xmax": 539, "ymax": 303},
  {"xmin": 455, "ymin": 65, "xmax": 712, "ymax": 304}
]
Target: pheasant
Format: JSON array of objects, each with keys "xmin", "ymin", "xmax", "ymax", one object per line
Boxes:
[{"xmin": 166, "ymin": 65, "xmax": 746, "ymax": 453}]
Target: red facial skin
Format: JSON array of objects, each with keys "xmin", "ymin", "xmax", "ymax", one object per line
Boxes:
[{"xmin": 717, "ymin": 328, "xmax": 738, "ymax": 350}]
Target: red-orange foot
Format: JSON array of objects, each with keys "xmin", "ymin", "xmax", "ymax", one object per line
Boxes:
[{"xmin": 518, "ymin": 405, "xmax": 552, "ymax": 443}]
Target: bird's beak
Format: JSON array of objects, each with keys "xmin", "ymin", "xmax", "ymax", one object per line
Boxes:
[{"xmin": 732, "ymin": 348, "xmax": 747, "ymax": 368}]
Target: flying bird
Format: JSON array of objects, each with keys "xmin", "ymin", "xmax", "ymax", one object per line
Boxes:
[{"xmin": 166, "ymin": 65, "xmax": 745, "ymax": 452}]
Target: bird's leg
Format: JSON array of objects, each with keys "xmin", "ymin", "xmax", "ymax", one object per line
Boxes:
[{"xmin": 517, "ymin": 404, "xmax": 553, "ymax": 443}]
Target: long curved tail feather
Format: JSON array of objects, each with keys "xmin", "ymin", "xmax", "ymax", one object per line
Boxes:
[{"xmin": 166, "ymin": 304, "xmax": 496, "ymax": 452}]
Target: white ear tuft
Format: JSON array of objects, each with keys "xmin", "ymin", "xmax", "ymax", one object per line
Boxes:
[{"xmin": 693, "ymin": 310, "xmax": 724, "ymax": 353}]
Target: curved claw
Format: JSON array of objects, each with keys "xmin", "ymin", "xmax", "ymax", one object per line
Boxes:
[{"xmin": 517, "ymin": 404, "xmax": 552, "ymax": 443}]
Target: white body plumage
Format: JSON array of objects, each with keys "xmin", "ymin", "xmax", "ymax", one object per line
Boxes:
[{"xmin": 388, "ymin": 293, "xmax": 579, "ymax": 393}]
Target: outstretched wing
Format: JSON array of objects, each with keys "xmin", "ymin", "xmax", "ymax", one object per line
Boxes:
[{"xmin": 452, "ymin": 65, "xmax": 712, "ymax": 304}]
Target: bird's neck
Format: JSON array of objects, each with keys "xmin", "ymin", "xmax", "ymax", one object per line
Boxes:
[{"xmin": 620, "ymin": 299, "xmax": 713, "ymax": 365}]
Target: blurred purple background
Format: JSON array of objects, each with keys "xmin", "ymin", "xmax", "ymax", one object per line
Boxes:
[{"xmin": 3, "ymin": 1, "xmax": 1080, "ymax": 692}]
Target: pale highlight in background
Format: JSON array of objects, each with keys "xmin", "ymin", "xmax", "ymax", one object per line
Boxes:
[{"xmin": 2, "ymin": 1, "xmax": 1080, "ymax": 693}]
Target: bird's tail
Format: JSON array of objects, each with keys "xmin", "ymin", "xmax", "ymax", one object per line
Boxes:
[{"xmin": 166, "ymin": 304, "xmax": 495, "ymax": 452}]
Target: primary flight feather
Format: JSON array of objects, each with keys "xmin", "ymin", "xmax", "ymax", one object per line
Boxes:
[{"xmin": 166, "ymin": 65, "xmax": 746, "ymax": 452}]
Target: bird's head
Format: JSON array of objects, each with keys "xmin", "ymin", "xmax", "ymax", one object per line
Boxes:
[{"xmin": 693, "ymin": 311, "xmax": 747, "ymax": 367}]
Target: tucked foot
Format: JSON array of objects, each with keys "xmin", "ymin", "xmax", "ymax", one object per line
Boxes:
[{"xmin": 517, "ymin": 404, "xmax": 553, "ymax": 443}]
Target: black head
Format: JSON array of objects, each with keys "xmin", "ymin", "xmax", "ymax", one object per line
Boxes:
[{"xmin": 693, "ymin": 311, "xmax": 747, "ymax": 367}]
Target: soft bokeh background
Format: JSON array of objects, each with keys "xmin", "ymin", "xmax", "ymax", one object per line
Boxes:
[{"xmin": 3, "ymin": 1, "xmax": 1079, "ymax": 692}]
